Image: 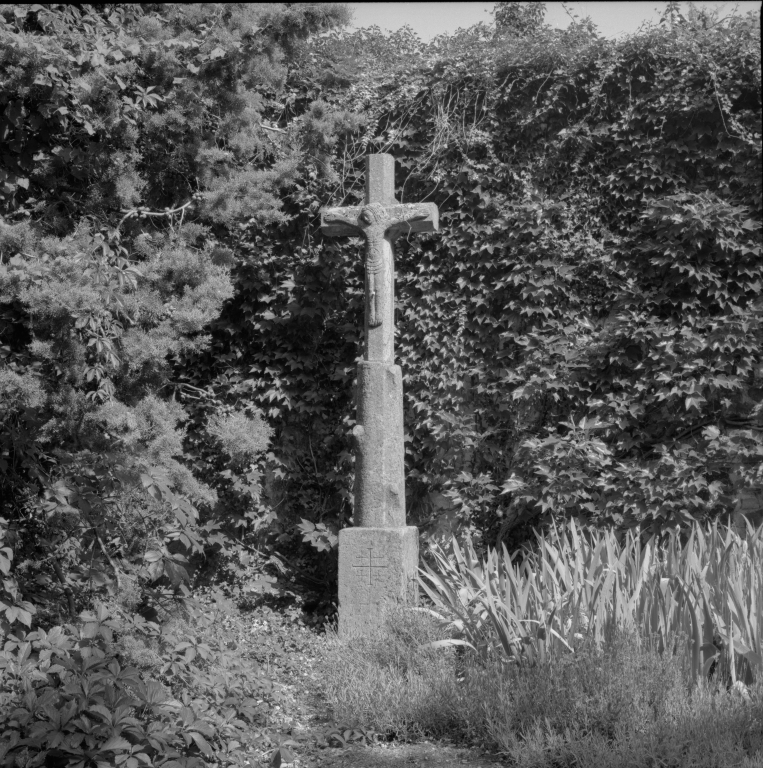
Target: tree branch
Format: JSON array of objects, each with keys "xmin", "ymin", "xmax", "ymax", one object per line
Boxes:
[
  {"xmin": 259, "ymin": 122, "xmax": 286, "ymax": 134},
  {"xmin": 118, "ymin": 200, "xmax": 193, "ymax": 229}
]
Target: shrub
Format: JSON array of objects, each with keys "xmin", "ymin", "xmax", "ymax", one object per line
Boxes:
[{"xmin": 0, "ymin": 596, "xmax": 281, "ymax": 768}]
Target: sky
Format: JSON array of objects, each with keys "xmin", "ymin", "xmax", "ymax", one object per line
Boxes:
[{"xmin": 345, "ymin": 2, "xmax": 761, "ymax": 40}]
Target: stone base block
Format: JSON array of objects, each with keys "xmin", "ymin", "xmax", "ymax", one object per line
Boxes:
[{"xmin": 338, "ymin": 526, "xmax": 419, "ymax": 638}]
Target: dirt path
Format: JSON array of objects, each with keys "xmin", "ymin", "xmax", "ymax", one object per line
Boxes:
[
  {"xmin": 296, "ymin": 742, "xmax": 505, "ymax": 767},
  {"xmin": 252, "ymin": 615, "xmax": 505, "ymax": 767}
]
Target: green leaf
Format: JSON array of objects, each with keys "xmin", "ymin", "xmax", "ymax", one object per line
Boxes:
[
  {"xmin": 101, "ymin": 736, "xmax": 131, "ymax": 751},
  {"xmin": 188, "ymin": 731, "xmax": 213, "ymax": 757}
]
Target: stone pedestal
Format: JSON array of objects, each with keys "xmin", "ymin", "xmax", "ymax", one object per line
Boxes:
[{"xmin": 338, "ymin": 526, "xmax": 419, "ymax": 637}]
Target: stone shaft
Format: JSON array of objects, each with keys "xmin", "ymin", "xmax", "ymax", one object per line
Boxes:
[
  {"xmin": 338, "ymin": 526, "xmax": 418, "ymax": 637},
  {"xmin": 365, "ymin": 153, "xmax": 396, "ymax": 205},
  {"xmin": 353, "ymin": 361, "xmax": 405, "ymax": 527}
]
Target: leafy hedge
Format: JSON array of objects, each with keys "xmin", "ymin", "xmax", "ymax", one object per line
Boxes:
[
  {"xmin": 0, "ymin": 2, "xmax": 350, "ymax": 625},
  {"xmin": 1, "ymin": 4, "xmax": 348, "ymax": 764},
  {"xmin": 190, "ymin": 6, "xmax": 762, "ymax": 553}
]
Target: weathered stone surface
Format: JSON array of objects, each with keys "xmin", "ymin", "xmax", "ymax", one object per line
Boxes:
[
  {"xmin": 338, "ymin": 526, "xmax": 419, "ymax": 637},
  {"xmin": 353, "ymin": 361, "xmax": 405, "ymax": 528},
  {"xmin": 365, "ymin": 153, "xmax": 396, "ymax": 205},
  {"xmin": 321, "ymin": 202, "xmax": 439, "ymax": 238}
]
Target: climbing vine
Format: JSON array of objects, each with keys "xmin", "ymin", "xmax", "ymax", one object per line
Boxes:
[{"xmin": 191, "ymin": 6, "xmax": 762, "ymax": 553}]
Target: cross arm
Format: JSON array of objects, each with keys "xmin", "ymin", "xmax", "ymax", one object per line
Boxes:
[
  {"xmin": 386, "ymin": 202, "xmax": 439, "ymax": 236},
  {"xmin": 321, "ymin": 206, "xmax": 363, "ymax": 237},
  {"xmin": 321, "ymin": 201, "xmax": 439, "ymax": 238}
]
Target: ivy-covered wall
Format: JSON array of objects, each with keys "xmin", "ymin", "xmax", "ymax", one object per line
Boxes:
[{"xmin": 189, "ymin": 7, "xmax": 762, "ymax": 553}]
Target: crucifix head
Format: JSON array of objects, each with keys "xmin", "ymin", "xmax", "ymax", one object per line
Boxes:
[{"xmin": 321, "ymin": 154, "xmax": 439, "ymax": 363}]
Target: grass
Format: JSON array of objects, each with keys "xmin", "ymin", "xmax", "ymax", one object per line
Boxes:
[
  {"xmin": 316, "ymin": 519, "xmax": 763, "ymax": 767},
  {"xmin": 318, "ymin": 604, "xmax": 471, "ymax": 742},
  {"xmin": 317, "ymin": 607, "xmax": 763, "ymax": 767}
]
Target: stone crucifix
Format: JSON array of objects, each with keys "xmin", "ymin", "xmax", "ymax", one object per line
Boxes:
[
  {"xmin": 321, "ymin": 155, "xmax": 438, "ymax": 365},
  {"xmin": 321, "ymin": 154, "xmax": 439, "ymax": 636}
]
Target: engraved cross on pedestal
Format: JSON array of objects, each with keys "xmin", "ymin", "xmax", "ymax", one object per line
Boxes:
[
  {"xmin": 323, "ymin": 154, "xmax": 439, "ymax": 636},
  {"xmin": 352, "ymin": 548, "xmax": 388, "ymax": 585}
]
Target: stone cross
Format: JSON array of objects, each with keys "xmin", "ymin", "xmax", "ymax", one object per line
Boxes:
[{"xmin": 321, "ymin": 154, "xmax": 438, "ymax": 636}]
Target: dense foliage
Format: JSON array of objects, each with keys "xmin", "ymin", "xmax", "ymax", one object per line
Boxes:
[
  {"xmin": 0, "ymin": 0, "xmax": 355, "ymax": 618},
  {"xmin": 423, "ymin": 518, "xmax": 763, "ymax": 688},
  {"xmin": 0, "ymin": 597, "xmax": 287, "ymax": 768},
  {"xmin": 0, "ymin": 3, "xmax": 347, "ymax": 764}
]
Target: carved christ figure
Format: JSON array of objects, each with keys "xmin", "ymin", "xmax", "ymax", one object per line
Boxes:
[
  {"xmin": 322, "ymin": 201, "xmax": 437, "ymax": 344},
  {"xmin": 321, "ymin": 154, "xmax": 438, "ymax": 363}
]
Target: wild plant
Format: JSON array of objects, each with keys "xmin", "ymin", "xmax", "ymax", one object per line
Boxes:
[{"xmin": 420, "ymin": 518, "xmax": 763, "ymax": 685}]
